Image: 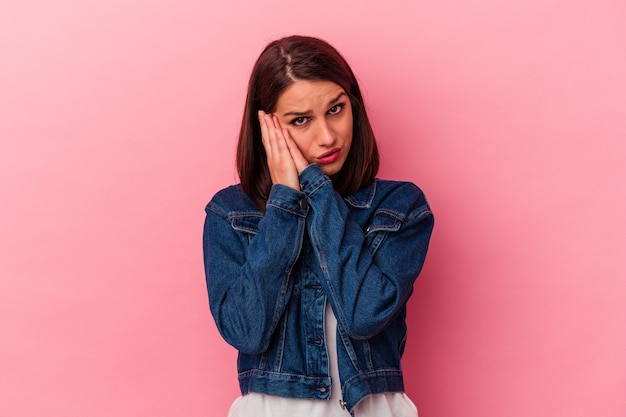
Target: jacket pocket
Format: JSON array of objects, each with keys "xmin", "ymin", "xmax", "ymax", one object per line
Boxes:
[
  {"xmin": 230, "ymin": 214, "xmax": 262, "ymax": 243},
  {"xmin": 364, "ymin": 210, "xmax": 402, "ymax": 254}
]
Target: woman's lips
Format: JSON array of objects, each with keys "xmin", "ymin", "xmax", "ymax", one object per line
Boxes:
[{"xmin": 317, "ymin": 148, "xmax": 341, "ymax": 164}]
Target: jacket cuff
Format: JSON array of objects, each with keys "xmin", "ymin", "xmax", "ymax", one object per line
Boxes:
[
  {"xmin": 266, "ymin": 184, "xmax": 309, "ymax": 216},
  {"xmin": 299, "ymin": 164, "xmax": 332, "ymax": 197}
]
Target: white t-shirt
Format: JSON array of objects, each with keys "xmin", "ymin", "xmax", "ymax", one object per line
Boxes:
[{"xmin": 227, "ymin": 303, "xmax": 418, "ymax": 417}]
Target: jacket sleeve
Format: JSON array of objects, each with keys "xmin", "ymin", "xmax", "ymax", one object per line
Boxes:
[
  {"xmin": 203, "ymin": 184, "xmax": 308, "ymax": 354},
  {"xmin": 300, "ymin": 165, "xmax": 434, "ymax": 340}
]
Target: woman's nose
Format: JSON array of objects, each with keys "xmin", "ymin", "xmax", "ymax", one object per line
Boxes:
[{"xmin": 315, "ymin": 120, "xmax": 336, "ymax": 146}]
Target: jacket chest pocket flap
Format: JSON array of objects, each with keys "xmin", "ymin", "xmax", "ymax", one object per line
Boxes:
[
  {"xmin": 230, "ymin": 214, "xmax": 262, "ymax": 243},
  {"xmin": 364, "ymin": 210, "xmax": 403, "ymax": 254}
]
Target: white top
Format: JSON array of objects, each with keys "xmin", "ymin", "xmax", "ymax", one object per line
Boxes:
[{"xmin": 227, "ymin": 303, "xmax": 418, "ymax": 417}]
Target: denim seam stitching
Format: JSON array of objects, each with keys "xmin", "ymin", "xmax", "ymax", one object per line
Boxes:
[{"xmin": 266, "ymin": 202, "xmax": 308, "ymax": 217}]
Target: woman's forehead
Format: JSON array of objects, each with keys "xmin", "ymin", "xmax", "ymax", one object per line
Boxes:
[{"xmin": 275, "ymin": 80, "xmax": 346, "ymax": 115}]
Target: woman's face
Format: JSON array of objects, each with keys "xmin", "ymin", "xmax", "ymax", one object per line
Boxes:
[{"xmin": 273, "ymin": 80, "xmax": 353, "ymax": 177}]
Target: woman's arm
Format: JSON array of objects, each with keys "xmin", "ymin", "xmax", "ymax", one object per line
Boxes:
[
  {"xmin": 203, "ymin": 184, "xmax": 308, "ymax": 354},
  {"xmin": 300, "ymin": 165, "xmax": 434, "ymax": 339},
  {"xmin": 204, "ymin": 112, "xmax": 310, "ymax": 354}
]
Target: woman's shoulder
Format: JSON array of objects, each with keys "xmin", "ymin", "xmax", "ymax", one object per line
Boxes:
[
  {"xmin": 369, "ymin": 178, "xmax": 431, "ymax": 219},
  {"xmin": 375, "ymin": 178, "xmax": 424, "ymax": 195},
  {"xmin": 205, "ymin": 184, "xmax": 261, "ymax": 218}
]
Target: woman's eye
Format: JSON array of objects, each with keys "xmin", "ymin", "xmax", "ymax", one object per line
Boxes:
[
  {"xmin": 291, "ymin": 117, "xmax": 309, "ymax": 127},
  {"xmin": 328, "ymin": 104, "xmax": 344, "ymax": 115}
]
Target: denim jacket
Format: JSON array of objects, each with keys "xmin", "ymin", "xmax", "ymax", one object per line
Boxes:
[{"xmin": 203, "ymin": 164, "xmax": 434, "ymax": 412}]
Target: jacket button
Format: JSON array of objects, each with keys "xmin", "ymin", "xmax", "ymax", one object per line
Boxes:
[{"xmin": 299, "ymin": 198, "xmax": 308, "ymax": 209}]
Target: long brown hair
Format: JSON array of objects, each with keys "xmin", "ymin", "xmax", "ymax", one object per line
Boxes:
[{"xmin": 237, "ymin": 35, "xmax": 379, "ymax": 210}]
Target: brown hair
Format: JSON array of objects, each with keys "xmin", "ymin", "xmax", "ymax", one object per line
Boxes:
[{"xmin": 236, "ymin": 35, "xmax": 379, "ymax": 210}]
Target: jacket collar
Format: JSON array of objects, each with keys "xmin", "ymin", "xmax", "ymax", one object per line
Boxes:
[{"xmin": 343, "ymin": 179, "xmax": 376, "ymax": 209}]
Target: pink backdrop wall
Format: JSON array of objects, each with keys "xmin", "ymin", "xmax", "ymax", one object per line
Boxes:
[{"xmin": 1, "ymin": 1, "xmax": 625, "ymax": 416}]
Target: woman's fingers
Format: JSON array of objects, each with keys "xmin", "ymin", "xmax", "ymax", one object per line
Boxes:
[
  {"xmin": 258, "ymin": 110, "xmax": 280, "ymax": 161},
  {"xmin": 269, "ymin": 115, "xmax": 289, "ymax": 154},
  {"xmin": 271, "ymin": 115, "xmax": 309, "ymax": 174},
  {"xmin": 259, "ymin": 111, "xmax": 286, "ymax": 156},
  {"xmin": 282, "ymin": 128, "xmax": 309, "ymax": 174},
  {"xmin": 258, "ymin": 110, "xmax": 301, "ymax": 190}
]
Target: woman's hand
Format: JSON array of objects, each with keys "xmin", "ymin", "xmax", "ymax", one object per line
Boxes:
[{"xmin": 258, "ymin": 110, "xmax": 309, "ymax": 190}]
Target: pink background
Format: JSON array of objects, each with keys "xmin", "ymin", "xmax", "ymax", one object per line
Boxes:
[{"xmin": 1, "ymin": 1, "xmax": 625, "ymax": 416}]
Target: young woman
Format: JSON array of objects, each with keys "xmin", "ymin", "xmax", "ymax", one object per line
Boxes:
[{"xmin": 203, "ymin": 35, "xmax": 434, "ymax": 417}]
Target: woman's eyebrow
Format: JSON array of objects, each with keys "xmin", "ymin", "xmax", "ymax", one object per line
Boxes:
[
  {"xmin": 283, "ymin": 109, "xmax": 312, "ymax": 117},
  {"xmin": 282, "ymin": 92, "xmax": 346, "ymax": 117},
  {"xmin": 328, "ymin": 92, "xmax": 346, "ymax": 106}
]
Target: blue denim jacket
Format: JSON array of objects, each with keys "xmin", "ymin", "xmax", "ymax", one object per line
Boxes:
[{"xmin": 203, "ymin": 164, "xmax": 434, "ymax": 412}]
